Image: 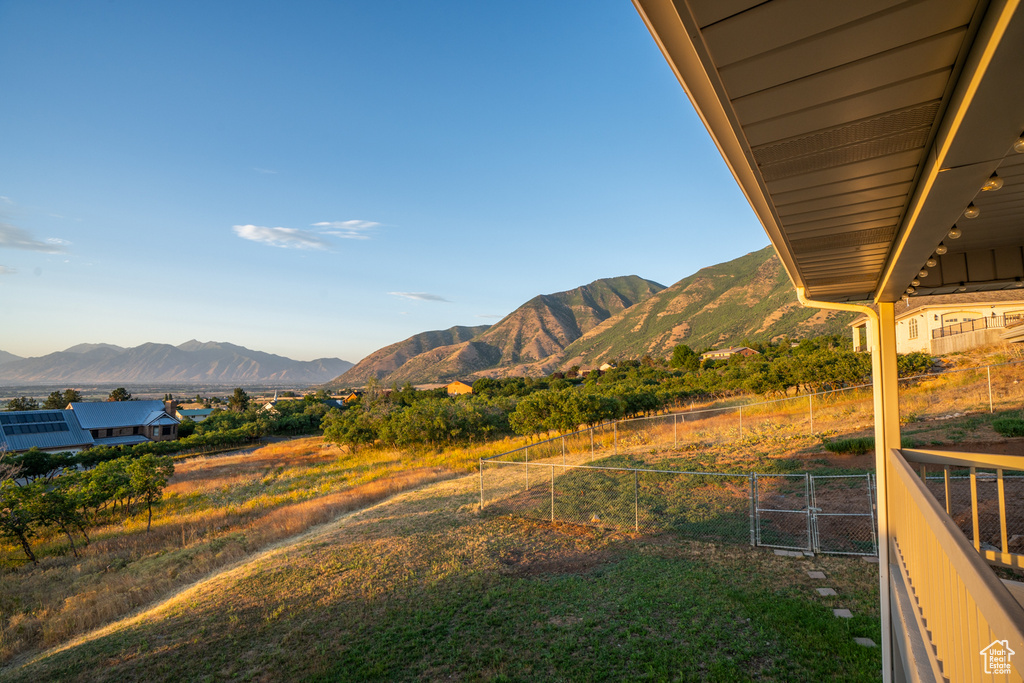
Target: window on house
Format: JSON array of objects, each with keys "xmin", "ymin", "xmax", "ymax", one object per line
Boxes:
[{"xmin": 909, "ymin": 318, "xmax": 919, "ymax": 339}]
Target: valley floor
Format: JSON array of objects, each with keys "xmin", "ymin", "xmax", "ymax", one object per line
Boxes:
[{"xmin": 1, "ymin": 471, "xmax": 881, "ymax": 682}]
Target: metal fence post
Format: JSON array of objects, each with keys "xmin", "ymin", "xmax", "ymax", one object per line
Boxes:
[
  {"xmin": 805, "ymin": 473, "xmax": 813, "ymax": 553},
  {"xmin": 634, "ymin": 469, "xmax": 639, "ymax": 532},
  {"xmin": 988, "ymin": 365, "xmax": 994, "ymax": 413},
  {"xmin": 526, "ymin": 446, "xmax": 529, "ymax": 490},
  {"xmin": 808, "ymin": 394, "xmax": 814, "ymax": 434},
  {"xmin": 550, "ymin": 464, "xmax": 555, "ymax": 522}
]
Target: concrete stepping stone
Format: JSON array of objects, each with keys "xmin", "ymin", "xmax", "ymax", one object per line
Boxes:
[
  {"xmin": 773, "ymin": 549, "xmax": 804, "ymax": 557},
  {"xmin": 861, "ymin": 556, "xmax": 879, "ymax": 564},
  {"xmin": 816, "ymin": 588, "xmax": 837, "ymax": 596},
  {"xmin": 833, "ymin": 608, "xmax": 853, "ymax": 618},
  {"xmin": 808, "ymin": 571, "xmax": 826, "ymax": 579},
  {"xmin": 854, "ymin": 638, "xmax": 877, "ymax": 647}
]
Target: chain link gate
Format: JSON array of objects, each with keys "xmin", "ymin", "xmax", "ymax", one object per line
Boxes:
[
  {"xmin": 753, "ymin": 473, "xmax": 811, "ymax": 551},
  {"xmin": 809, "ymin": 473, "xmax": 878, "ymax": 556}
]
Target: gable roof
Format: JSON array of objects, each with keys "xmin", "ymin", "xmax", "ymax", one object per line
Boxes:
[
  {"xmin": 67, "ymin": 400, "xmax": 179, "ymax": 430},
  {"xmin": 0, "ymin": 409, "xmax": 95, "ymax": 452}
]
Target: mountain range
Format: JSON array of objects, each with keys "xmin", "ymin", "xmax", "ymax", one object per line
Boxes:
[
  {"xmin": 0, "ymin": 341, "xmax": 353, "ymax": 385},
  {"xmin": 330, "ymin": 246, "xmax": 856, "ymax": 387}
]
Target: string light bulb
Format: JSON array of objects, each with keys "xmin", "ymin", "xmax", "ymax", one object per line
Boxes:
[
  {"xmin": 919, "ymin": 270, "xmax": 928, "ymax": 278},
  {"xmin": 982, "ymin": 173, "xmax": 1003, "ymax": 191},
  {"xmin": 1015, "ymin": 136, "xmax": 1024, "ymax": 154},
  {"xmin": 957, "ymin": 282, "xmax": 967, "ymax": 292},
  {"xmin": 926, "ymin": 258, "xmax": 937, "ymax": 268},
  {"xmin": 906, "ymin": 287, "xmax": 916, "ymax": 294},
  {"xmin": 963, "ymin": 203, "xmax": 980, "ymax": 219},
  {"xmin": 948, "ymin": 225, "xmax": 962, "ymax": 239},
  {"xmin": 911, "ymin": 279, "xmax": 920, "ymax": 287},
  {"xmin": 936, "ymin": 244, "xmax": 948, "ymax": 255}
]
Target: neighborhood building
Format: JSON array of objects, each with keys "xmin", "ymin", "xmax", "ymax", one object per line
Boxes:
[
  {"xmin": 175, "ymin": 408, "xmax": 214, "ymax": 422},
  {"xmin": 0, "ymin": 409, "xmax": 95, "ymax": 454},
  {"xmin": 445, "ymin": 380, "xmax": 474, "ymax": 396},
  {"xmin": 850, "ymin": 293, "xmax": 1024, "ymax": 355},
  {"xmin": 700, "ymin": 347, "xmax": 760, "ymax": 361},
  {"xmin": 66, "ymin": 400, "xmax": 180, "ymax": 447}
]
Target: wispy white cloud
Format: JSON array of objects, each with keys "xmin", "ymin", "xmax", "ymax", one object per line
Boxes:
[
  {"xmin": 0, "ymin": 196, "xmax": 13, "ymax": 205},
  {"xmin": 388, "ymin": 292, "xmax": 451, "ymax": 302},
  {"xmin": 46, "ymin": 237, "xmax": 72, "ymax": 246},
  {"xmin": 0, "ymin": 265, "xmax": 14, "ymax": 275},
  {"xmin": 0, "ymin": 223, "xmax": 68, "ymax": 253},
  {"xmin": 232, "ymin": 224, "xmax": 331, "ymax": 251},
  {"xmin": 313, "ymin": 220, "xmax": 379, "ymax": 240}
]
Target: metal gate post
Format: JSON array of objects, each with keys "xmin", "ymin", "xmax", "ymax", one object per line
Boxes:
[
  {"xmin": 749, "ymin": 474, "xmax": 755, "ymax": 546},
  {"xmin": 752, "ymin": 474, "xmax": 760, "ymax": 547},
  {"xmin": 867, "ymin": 473, "xmax": 879, "ymax": 556},
  {"xmin": 805, "ymin": 473, "xmax": 814, "ymax": 553}
]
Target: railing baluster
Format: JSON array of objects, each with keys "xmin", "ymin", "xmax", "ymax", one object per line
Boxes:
[
  {"xmin": 944, "ymin": 466, "xmax": 951, "ymax": 515},
  {"xmin": 970, "ymin": 466, "xmax": 980, "ymax": 552},
  {"xmin": 998, "ymin": 468, "xmax": 1008, "ymax": 555}
]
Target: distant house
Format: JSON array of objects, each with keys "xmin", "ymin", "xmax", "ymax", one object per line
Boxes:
[
  {"xmin": 850, "ymin": 292, "xmax": 1024, "ymax": 355},
  {"xmin": 176, "ymin": 408, "xmax": 213, "ymax": 422},
  {"xmin": 700, "ymin": 347, "xmax": 759, "ymax": 361},
  {"xmin": 67, "ymin": 400, "xmax": 180, "ymax": 446},
  {"xmin": 446, "ymin": 380, "xmax": 474, "ymax": 396},
  {"xmin": 0, "ymin": 409, "xmax": 95, "ymax": 454},
  {"xmin": 598, "ymin": 363, "xmax": 616, "ymax": 372},
  {"xmin": 342, "ymin": 391, "xmax": 364, "ymax": 404}
]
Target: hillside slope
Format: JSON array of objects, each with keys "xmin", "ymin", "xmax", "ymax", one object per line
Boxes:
[
  {"xmin": 556, "ymin": 246, "xmax": 855, "ymax": 370},
  {"xmin": 331, "ymin": 276, "xmax": 664, "ymax": 386}
]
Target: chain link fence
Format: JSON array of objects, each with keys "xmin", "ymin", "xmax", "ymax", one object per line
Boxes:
[
  {"xmin": 480, "ymin": 458, "xmax": 878, "ymax": 556},
  {"xmin": 480, "ymin": 357, "xmax": 1024, "ymax": 556}
]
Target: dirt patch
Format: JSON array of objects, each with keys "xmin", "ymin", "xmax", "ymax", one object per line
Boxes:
[
  {"xmin": 507, "ymin": 548, "xmax": 618, "ymax": 577},
  {"xmin": 924, "ymin": 439, "xmax": 1024, "ymax": 457}
]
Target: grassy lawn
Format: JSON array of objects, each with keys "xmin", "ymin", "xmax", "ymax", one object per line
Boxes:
[{"xmin": 1, "ymin": 474, "xmax": 881, "ymax": 682}]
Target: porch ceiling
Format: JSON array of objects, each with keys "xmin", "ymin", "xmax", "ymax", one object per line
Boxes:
[{"xmin": 633, "ymin": 0, "xmax": 1024, "ymax": 303}]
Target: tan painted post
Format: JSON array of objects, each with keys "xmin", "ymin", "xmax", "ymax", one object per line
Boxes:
[{"xmin": 871, "ymin": 301, "xmax": 900, "ymax": 682}]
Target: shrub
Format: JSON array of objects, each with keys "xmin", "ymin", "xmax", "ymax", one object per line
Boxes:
[
  {"xmin": 993, "ymin": 417, "xmax": 1024, "ymax": 438},
  {"xmin": 823, "ymin": 437, "xmax": 874, "ymax": 455}
]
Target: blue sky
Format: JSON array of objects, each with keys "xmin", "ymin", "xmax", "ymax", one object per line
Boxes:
[{"xmin": 0, "ymin": 1, "xmax": 767, "ymax": 363}]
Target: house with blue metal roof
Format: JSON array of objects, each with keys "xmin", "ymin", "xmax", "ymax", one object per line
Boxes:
[
  {"xmin": 0, "ymin": 410, "xmax": 95, "ymax": 454},
  {"xmin": 67, "ymin": 400, "xmax": 180, "ymax": 447}
]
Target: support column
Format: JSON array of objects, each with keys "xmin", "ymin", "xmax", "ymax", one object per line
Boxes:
[{"xmin": 871, "ymin": 302, "xmax": 900, "ymax": 683}]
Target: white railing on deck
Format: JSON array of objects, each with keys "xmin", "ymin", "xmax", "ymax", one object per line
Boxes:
[{"xmin": 890, "ymin": 448, "xmax": 1024, "ymax": 681}]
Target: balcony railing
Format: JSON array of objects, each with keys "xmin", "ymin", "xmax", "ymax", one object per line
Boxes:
[
  {"xmin": 889, "ymin": 448, "xmax": 1024, "ymax": 681},
  {"xmin": 932, "ymin": 314, "xmax": 1024, "ymax": 339}
]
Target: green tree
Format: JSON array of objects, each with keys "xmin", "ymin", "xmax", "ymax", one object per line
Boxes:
[
  {"xmin": 0, "ymin": 481, "xmax": 37, "ymax": 564},
  {"xmin": 126, "ymin": 454, "xmax": 174, "ymax": 532},
  {"xmin": 228, "ymin": 388, "xmax": 250, "ymax": 412},
  {"xmin": 42, "ymin": 388, "xmax": 82, "ymax": 409},
  {"xmin": 670, "ymin": 344, "xmax": 700, "ymax": 372},
  {"xmin": 108, "ymin": 387, "xmax": 132, "ymax": 402},
  {"xmin": 6, "ymin": 396, "xmax": 39, "ymax": 411},
  {"xmin": 28, "ymin": 479, "xmax": 88, "ymax": 557}
]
